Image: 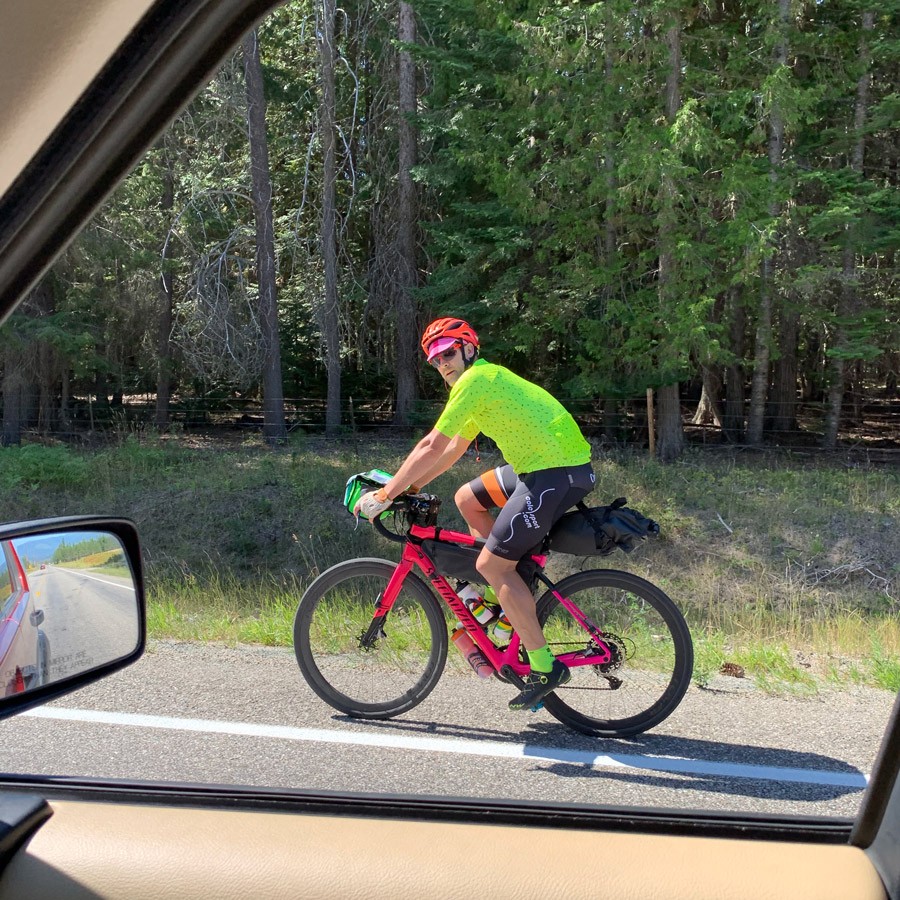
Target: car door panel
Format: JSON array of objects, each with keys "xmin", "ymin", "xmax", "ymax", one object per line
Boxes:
[{"xmin": 0, "ymin": 798, "xmax": 887, "ymax": 900}]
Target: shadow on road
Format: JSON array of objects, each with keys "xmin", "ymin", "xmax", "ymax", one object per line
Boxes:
[{"xmin": 339, "ymin": 715, "xmax": 867, "ymax": 802}]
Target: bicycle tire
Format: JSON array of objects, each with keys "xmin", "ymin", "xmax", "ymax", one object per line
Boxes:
[
  {"xmin": 536, "ymin": 569, "xmax": 693, "ymax": 737},
  {"xmin": 294, "ymin": 558, "xmax": 448, "ymax": 719}
]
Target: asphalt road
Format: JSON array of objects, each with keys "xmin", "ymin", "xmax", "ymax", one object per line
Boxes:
[
  {"xmin": 0, "ymin": 640, "xmax": 894, "ymax": 819},
  {"xmin": 28, "ymin": 566, "xmax": 140, "ymax": 682}
]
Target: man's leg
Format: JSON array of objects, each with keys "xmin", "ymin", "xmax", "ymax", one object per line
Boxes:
[
  {"xmin": 455, "ymin": 483, "xmax": 496, "ymax": 540},
  {"xmin": 455, "ymin": 465, "xmax": 517, "ymax": 540},
  {"xmin": 477, "ymin": 464, "xmax": 594, "ymax": 710},
  {"xmin": 475, "ymin": 549, "xmax": 545, "ymax": 649},
  {"xmin": 477, "ymin": 546, "xmax": 570, "ymax": 710}
]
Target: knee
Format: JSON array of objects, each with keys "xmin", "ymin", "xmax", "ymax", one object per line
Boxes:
[
  {"xmin": 475, "ymin": 553, "xmax": 494, "ymax": 582},
  {"xmin": 455, "ymin": 484, "xmax": 481, "ymax": 520},
  {"xmin": 476, "ymin": 549, "xmax": 508, "ymax": 582}
]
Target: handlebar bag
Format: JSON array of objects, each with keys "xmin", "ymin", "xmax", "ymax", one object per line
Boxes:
[{"xmin": 343, "ymin": 469, "xmax": 393, "ymax": 518}]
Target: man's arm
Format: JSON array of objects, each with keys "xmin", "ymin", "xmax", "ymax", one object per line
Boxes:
[
  {"xmin": 354, "ymin": 430, "xmax": 472, "ymax": 520},
  {"xmin": 407, "ymin": 433, "xmax": 471, "ymax": 491},
  {"xmin": 383, "ymin": 429, "xmax": 466, "ymax": 500}
]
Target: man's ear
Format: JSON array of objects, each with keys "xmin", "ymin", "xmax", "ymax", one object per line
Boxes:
[{"xmin": 463, "ymin": 343, "xmax": 477, "ymax": 363}]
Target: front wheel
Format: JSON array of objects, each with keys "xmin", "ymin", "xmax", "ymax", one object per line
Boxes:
[
  {"xmin": 537, "ymin": 569, "xmax": 693, "ymax": 737},
  {"xmin": 293, "ymin": 558, "xmax": 448, "ymax": 719}
]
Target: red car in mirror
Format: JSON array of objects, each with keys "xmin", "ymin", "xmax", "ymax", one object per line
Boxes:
[{"xmin": 0, "ymin": 539, "xmax": 49, "ymax": 695}]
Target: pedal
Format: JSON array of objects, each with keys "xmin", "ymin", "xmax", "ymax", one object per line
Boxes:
[
  {"xmin": 529, "ymin": 701, "xmax": 544, "ymax": 713},
  {"xmin": 499, "ymin": 665, "xmax": 527, "ymax": 689}
]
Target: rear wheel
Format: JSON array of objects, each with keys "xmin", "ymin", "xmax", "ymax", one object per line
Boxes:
[
  {"xmin": 294, "ymin": 558, "xmax": 448, "ymax": 719},
  {"xmin": 537, "ymin": 569, "xmax": 692, "ymax": 737}
]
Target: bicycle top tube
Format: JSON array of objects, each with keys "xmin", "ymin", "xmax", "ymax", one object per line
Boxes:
[
  {"xmin": 409, "ymin": 522, "xmax": 476, "ymax": 545},
  {"xmin": 408, "ymin": 522, "xmax": 549, "ymax": 569}
]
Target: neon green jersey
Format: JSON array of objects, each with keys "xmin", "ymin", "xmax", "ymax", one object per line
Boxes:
[{"xmin": 434, "ymin": 359, "xmax": 591, "ymax": 474}]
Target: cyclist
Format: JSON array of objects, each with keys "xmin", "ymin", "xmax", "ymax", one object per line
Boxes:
[{"xmin": 355, "ymin": 317, "xmax": 595, "ymax": 711}]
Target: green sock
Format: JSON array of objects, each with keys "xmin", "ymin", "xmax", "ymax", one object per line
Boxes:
[
  {"xmin": 527, "ymin": 645, "xmax": 555, "ymax": 673},
  {"xmin": 484, "ymin": 586, "xmax": 499, "ymax": 606}
]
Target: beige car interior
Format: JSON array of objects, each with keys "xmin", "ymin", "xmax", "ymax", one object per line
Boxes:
[
  {"xmin": 1, "ymin": 800, "xmax": 888, "ymax": 900},
  {"xmin": 0, "ymin": 2, "xmax": 892, "ymax": 898}
]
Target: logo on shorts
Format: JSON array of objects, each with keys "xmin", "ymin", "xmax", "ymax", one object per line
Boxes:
[
  {"xmin": 523, "ymin": 496, "xmax": 540, "ymax": 529},
  {"xmin": 499, "ymin": 488, "xmax": 557, "ymax": 543}
]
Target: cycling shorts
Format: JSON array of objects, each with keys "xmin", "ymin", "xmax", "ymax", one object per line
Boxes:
[{"xmin": 465, "ymin": 463, "xmax": 595, "ymax": 560}]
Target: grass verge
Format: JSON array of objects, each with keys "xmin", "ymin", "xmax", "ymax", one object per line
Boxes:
[{"xmin": 2, "ymin": 432, "xmax": 897, "ymax": 694}]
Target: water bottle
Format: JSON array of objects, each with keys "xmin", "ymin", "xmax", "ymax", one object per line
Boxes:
[
  {"xmin": 491, "ymin": 613, "xmax": 513, "ymax": 644},
  {"xmin": 450, "ymin": 627, "xmax": 493, "ymax": 679},
  {"xmin": 457, "ymin": 582, "xmax": 495, "ymax": 625}
]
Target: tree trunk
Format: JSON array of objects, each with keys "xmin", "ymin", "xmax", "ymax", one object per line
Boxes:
[
  {"xmin": 748, "ymin": 0, "xmax": 789, "ymax": 446},
  {"xmin": 602, "ymin": 397, "xmax": 621, "ymax": 443},
  {"xmin": 723, "ymin": 289, "xmax": 746, "ymax": 442},
  {"xmin": 693, "ymin": 292, "xmax": 726, "ymax": 431},
  {"xmin": 27, "ymin": 280, "xmax": 55, "ymax": 436},
  {"xmin": 155, "ymin": 165, "xmax": 175, "ymax": 431},
  {"xmin": 692, "ymin": 367, "xmax": 724, "ymax": 429},
  {"xmin": 654, "ymin": 20, "xmax": 684, "ymax": 462},
  {"xmin": 768, "ymin": 306, "xmax": 799, "ymax": 434},
  {"xmin": 1, "ymin": 344, "xmax": 24, "ymax": 446},
  {"xmin": 823, "ymin": 10, "xmax": 874, "ymax": 449},
  {"xmin": 603, "ymin": 40, "xmax": 617, "ymax": 278},
  {"xmin": 392, "ymin": 1, "xmax": 419, "ymax": 427},
  {"xmin": 747, "ymin": 259, "xmax": 774, "ymax": 446},
  {"xmin": 243, "ymin": 29, "xmax": 287, "ymax": 445},
  {"xmin": 317, "ymin": 0, "xmax": 342, "ymax": 437},
  {"xmin": 38, "ymin": 341, "xmax": 52, "ymax": 434},
  {"xmin": 656, "ymin": 384, "xmax": 683, "ymax": 462},
  {"xmin": 59, "ymin": 368, "xmax": 71, "ymax": 434}
]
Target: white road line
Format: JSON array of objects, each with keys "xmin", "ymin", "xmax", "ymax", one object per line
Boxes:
[
  {"xmin": 53, "ymin": 568, "xmax": 134, "ymax": 591},
  {"xmin": 23, "ymin": 706, "xmax": 868, "ymax": 789}
]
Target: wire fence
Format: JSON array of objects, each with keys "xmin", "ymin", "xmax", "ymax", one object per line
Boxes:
[{"xmin": 4, "ymin": 393, "xmax": 899, "ymax": 459}]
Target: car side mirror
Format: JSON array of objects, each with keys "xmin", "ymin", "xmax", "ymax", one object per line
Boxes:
[{"xmin": 0, "ymin": 517, "xmax": 145, "ymax": 720}]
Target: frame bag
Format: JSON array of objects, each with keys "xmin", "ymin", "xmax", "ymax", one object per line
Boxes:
[
  {"xmin": 547, "ymin": 498, "xmax": 660, "ymax": 557},
  {"xmin": 420, "ymin": 540, "xmax": 540, "ymax": 586}
]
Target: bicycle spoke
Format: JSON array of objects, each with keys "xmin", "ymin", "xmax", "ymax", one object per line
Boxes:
[{"xmin": 538, "ymin": 570, "xmax": 692, "ymax": 737}]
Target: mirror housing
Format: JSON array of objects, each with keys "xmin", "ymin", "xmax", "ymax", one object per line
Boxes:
[{"xmin": 0, "ymin": 516, "xmax": 145, "ymax": 720}]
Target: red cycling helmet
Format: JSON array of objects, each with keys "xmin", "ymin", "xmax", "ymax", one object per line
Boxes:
[{"xmin": 420, "ymin": 317, "xmax": 479, "ymax": 361}]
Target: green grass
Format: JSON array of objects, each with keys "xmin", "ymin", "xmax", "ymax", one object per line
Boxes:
[{"xmin": 2, "ymin": 433, "xmax": 898, "ymax": 694}]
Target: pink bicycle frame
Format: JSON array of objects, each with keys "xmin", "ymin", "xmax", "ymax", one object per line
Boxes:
[{"xmin": 371, "ymin": 522, "xmax": 612, "ymax": 676}]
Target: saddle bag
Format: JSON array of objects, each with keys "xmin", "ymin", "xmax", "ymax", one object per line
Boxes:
[{"xmin": 547, "ymin": 498, "xmax": 660, "ymax": 557}]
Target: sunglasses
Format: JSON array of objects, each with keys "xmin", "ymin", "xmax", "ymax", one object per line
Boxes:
[{"xmin": 428, "ymin": 344, "xmax": 461, "ymax": 367}]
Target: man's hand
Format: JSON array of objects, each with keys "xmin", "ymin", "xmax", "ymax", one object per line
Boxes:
[{"xmin": 354, "ymin": 488, "xmax": 392, "ymax": 521}]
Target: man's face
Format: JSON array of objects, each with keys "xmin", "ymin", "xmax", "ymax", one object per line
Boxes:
[{"xmin": 429, "ymin": 342, "xmax": 468, "ymax": 386}]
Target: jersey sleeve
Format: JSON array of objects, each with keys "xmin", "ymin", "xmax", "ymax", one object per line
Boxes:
[{"xmin": 434, "ymin": 376, "xmax": 482, "ymax": 441}]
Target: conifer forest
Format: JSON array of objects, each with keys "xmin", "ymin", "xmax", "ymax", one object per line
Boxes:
[{"xmin": 2, "ymin": 0, "xmax": 897, "ymax": 460}]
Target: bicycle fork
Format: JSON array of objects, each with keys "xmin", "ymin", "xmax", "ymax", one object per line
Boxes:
[{"xmin": 358, "ymin": 559, "xmax": 414, "ymax": 650}]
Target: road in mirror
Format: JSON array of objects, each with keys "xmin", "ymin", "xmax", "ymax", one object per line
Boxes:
[{"xmin": 0, "ymin": 531, "xmax": 139, "ymax": 697}]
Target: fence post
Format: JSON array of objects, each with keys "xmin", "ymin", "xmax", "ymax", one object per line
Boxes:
[{"xmin": 646, "ymin": 388, "xmax": 656, "ymax": 458}]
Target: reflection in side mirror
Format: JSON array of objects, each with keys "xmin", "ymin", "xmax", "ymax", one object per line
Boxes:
[{"xmin": 0, "ymin": 519, "xmax": 144, "ymax": 716}]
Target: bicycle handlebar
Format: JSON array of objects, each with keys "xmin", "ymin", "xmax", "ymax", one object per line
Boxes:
[
  {"xmin": 368, "ymin": 492, "xmax": 442, "ymax": 543},
  {"xmin": 373, "ymin": 508, "xmax": 406, "ymax": 543}
]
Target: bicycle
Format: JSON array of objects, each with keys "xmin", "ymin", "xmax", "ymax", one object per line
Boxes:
[{"xmin": 293, "ymin": 491, "xmax": 693, "ymax": 738}]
